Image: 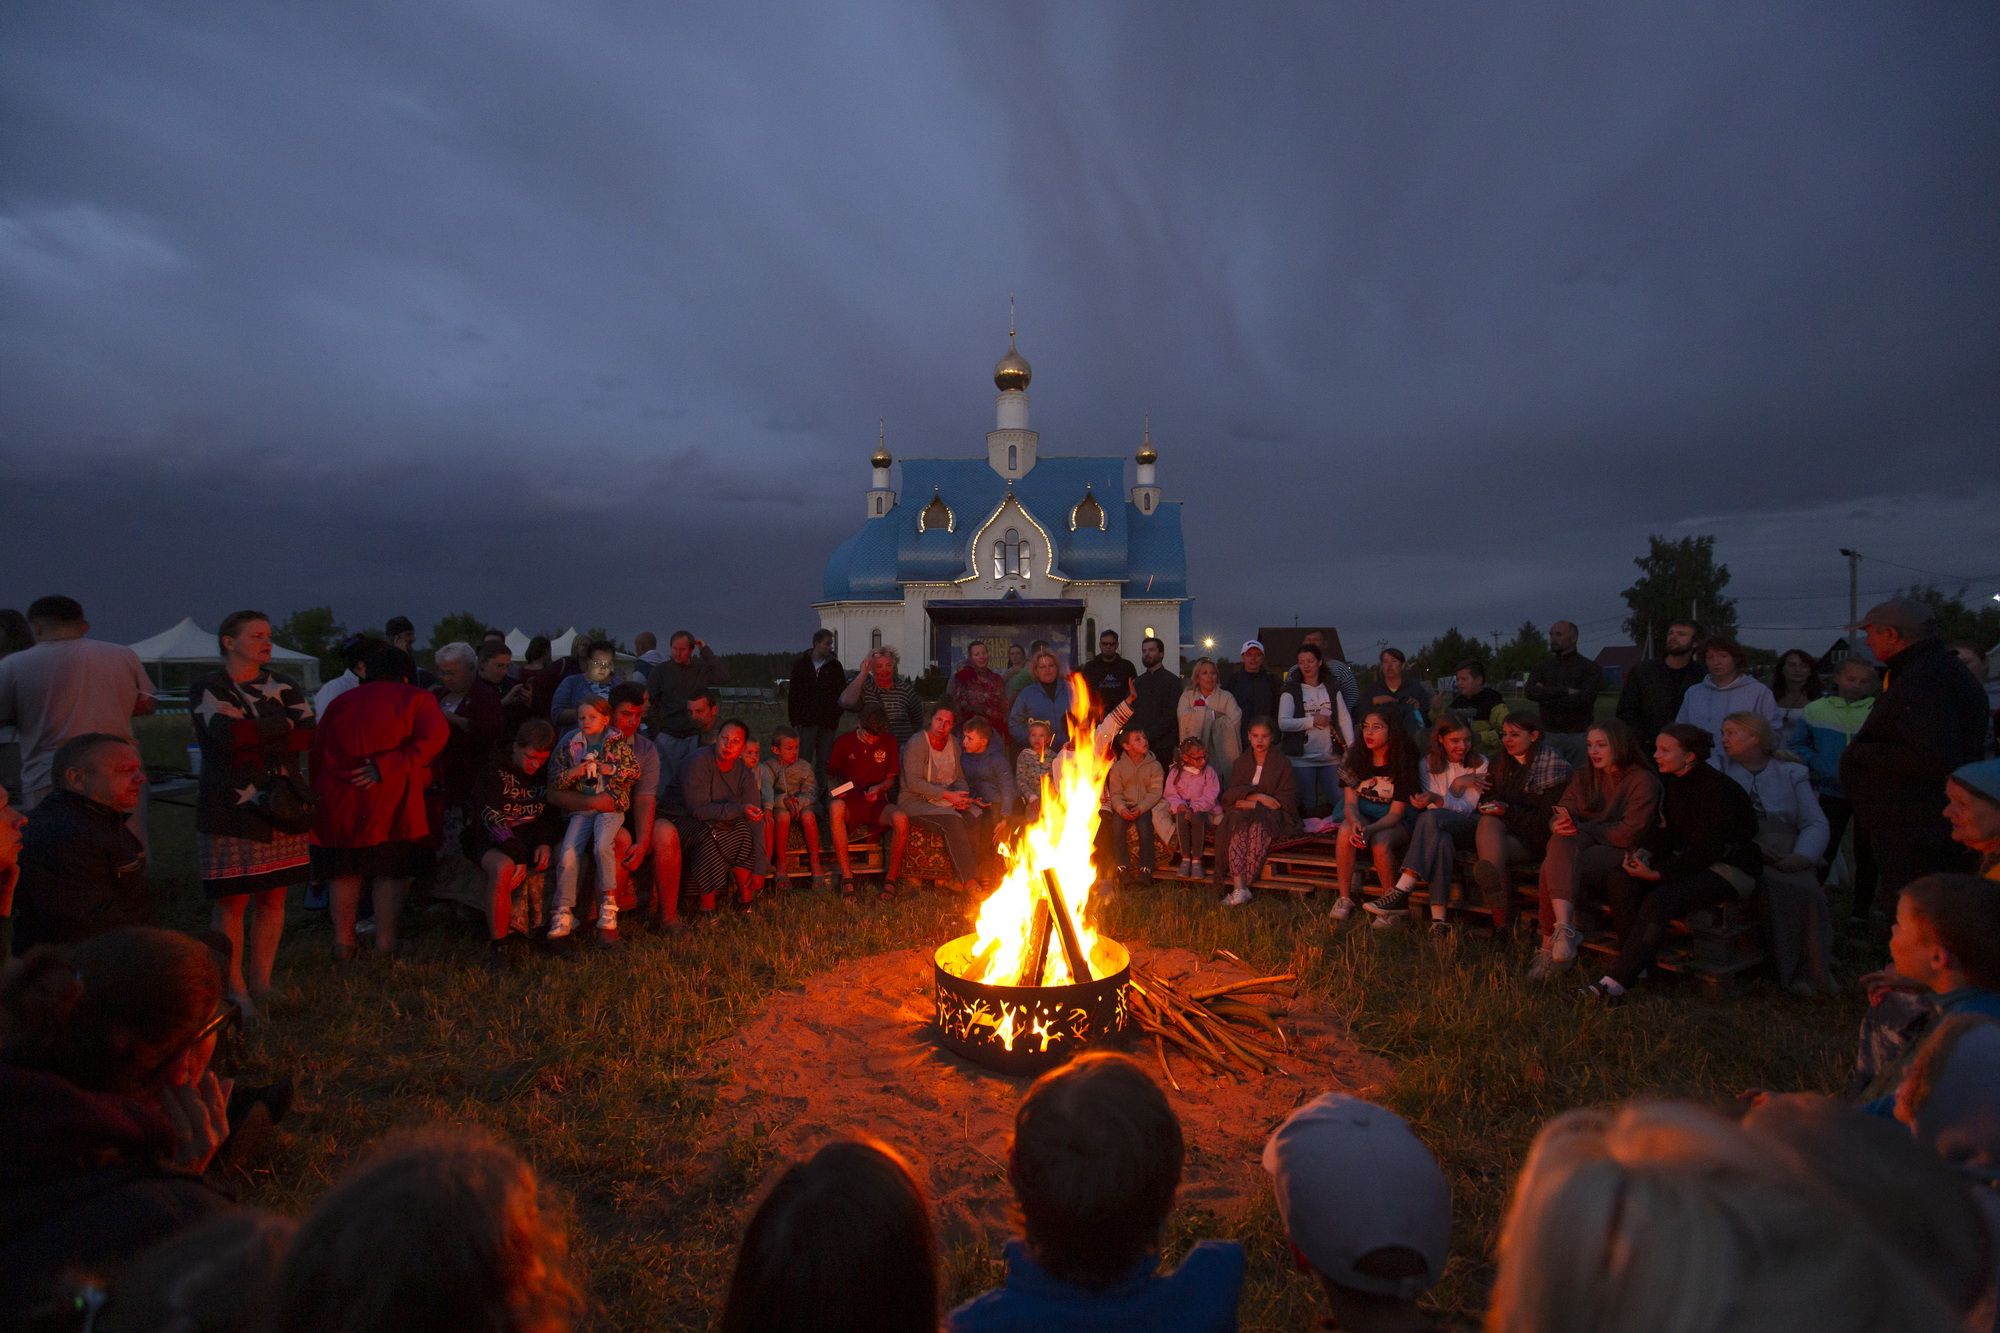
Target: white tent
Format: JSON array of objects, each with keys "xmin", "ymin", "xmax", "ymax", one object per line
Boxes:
[
  {"xmin": 128, "ymin": 616, "xmax": 323, "ymax": 691},
  {"xmin": 502, "ymin": 627, "xmax": 578, "ymax": 660}
]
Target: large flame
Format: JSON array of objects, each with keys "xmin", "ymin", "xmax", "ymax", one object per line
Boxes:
[{"xmin": 962, "ymin": 674, "xmax": 1113, "ymax": 987}]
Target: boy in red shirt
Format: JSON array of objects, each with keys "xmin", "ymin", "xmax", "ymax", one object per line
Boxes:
[{"xmin": 828, "ymin": 705, "xmax": 909, "ymax": 897}]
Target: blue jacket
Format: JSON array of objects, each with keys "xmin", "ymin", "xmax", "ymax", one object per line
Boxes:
[
  {"xmin": 950, "ymin": 1239, "xmax": 1244, "ymax": 1333},
  {"xmin": 1792, "ymin": 695, "xmax": 1874, "ymax": 798},
  {"xmin": 1674, "ymin": 674, "xmax": 1779, "ymax": 765}
]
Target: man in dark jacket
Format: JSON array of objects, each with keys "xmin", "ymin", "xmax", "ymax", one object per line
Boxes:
[
  {"xmin": 13, "ymin": 733, "xmax": 151, "ymax": 952},
  {"xmin": 1524, "ymin": 620, "xmax": 1604, "ymax": 767},
  {"xmin": 1842, "ymin": 597, "xmax": 1990, "ymax": 907},
  {"xmin": 1131, "ymin": 636, "xmax": 1183, "ymax": 764},
  {"xmin": 646, "ymin": 630, "xmax": 727, "ymax": 739},
  {"xmin": 788, "ymin": 629, "xmax": 845, "ymax": 788},
  {"xmin": 1084, "ymin": 629, "xmax": 1138, "ymax": 716},
  {"xmin": 1615, "ymin": 619, "xmax": 1705, "ymax": 751},
  {"xmin": 1224, "ymin": 639, "xmax": 1281, "ymax": 745}
]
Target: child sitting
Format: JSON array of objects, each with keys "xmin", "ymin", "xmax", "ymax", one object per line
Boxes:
[
  {"xmin": 1850, "ymin": 872, "xmax": 2000, "ymax": 1113},
  {"xmin": 949, "ymin": 1051, "xmax": 1243, "ymax": 1332},
  {"xmin": 960, "ymin": 716, "xmax": 1015, "ymax": 857},
  {"xmin": 1161, "ymin": 738, "xmax": 1222, "ymax": 881},
  {"xmin": 547, "ymin": 695, "xmax": 641, "ymax": 944},
  {"xmin": 1104, "ymin": 729, "xmax": 1164, "ymax": 887},
  {"xmin": 1262, "ymin": 1093, "xmax": 1460, "ymax": 1333},
  {"xmin": 761, "ymin": 726, "xmax": 826, "ymax": 890},
  {"xmin": 1015, "ymin": 719, "xmax": 1056, "ymax": 819}
]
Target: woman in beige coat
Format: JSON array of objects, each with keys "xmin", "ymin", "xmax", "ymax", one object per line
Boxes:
[{"xmin": 1177, "ymin": 658, "xmax": 1242, "ymax": 770}]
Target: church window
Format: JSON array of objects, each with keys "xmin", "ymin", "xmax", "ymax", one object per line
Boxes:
[
  {"xmin": 1007, "ymin": 443, "xmax": 1018, "ymax": 470},
  {"xmin": 1070, "ymin": 488, "xmax": 1105, "ymax": 532},
  {"xmin": 870, "ymin": 628, "xmax": 882, "ymax": 652},
  {"xmin": 919, "ymin": 492, "xmax": 953, "ymax": 533},
  {"xmin": 992, "ymin": 527, "xmax": 1027, "ymax": 578},
  {"xmin": 874, "ymin": 496, "xmax": 884, "ymax": 515}
]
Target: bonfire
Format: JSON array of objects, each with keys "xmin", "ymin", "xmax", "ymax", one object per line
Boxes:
[{"xmin": 932, "ymin": 678, "xmax": 1295, "ymax": 1080}]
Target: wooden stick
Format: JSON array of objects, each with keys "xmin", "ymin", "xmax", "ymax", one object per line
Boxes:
[
  {"xmin": 1020, "ymin": 898, "xmax": 1054, "ymax": 987},
  {"xmin": 1042, "ymin": 869, "xmax": 1093, "ymax": 982}
]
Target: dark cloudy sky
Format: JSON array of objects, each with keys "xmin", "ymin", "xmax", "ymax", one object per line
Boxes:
[{"xmin": 4, "ymin": 2, "xmax": 1996, "ymax": 658}]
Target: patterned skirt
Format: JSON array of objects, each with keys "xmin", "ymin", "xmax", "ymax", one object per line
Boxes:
[
  {"xmin": 199, "ymin": 829, "xmax": 312, "ymax": 900},
  {"xmin": 685, "ymin": 817, "xmax": 766, "ymax": 895}
]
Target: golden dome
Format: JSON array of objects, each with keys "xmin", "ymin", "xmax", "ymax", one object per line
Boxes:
[
  {"xmin": 1135, "ymin": 415, "xmax": 1157, "ymax": 465},
  {"xmin": 994, "ymin": 334, "xmax": 1031, "ymax": 392},
  {"xmin": 871, "ymin": 419, "xmax": 891, "ymax": 469}
]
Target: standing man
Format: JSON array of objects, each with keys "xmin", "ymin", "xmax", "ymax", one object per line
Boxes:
[
  {"xmin": 384, "ymin": 615, "xmax": 436, "ymax": 688},
  {"xmin": 1524, "ymin": 620, "xmax": 1604, "ymax": 768},
  {"xmin": 1084, "ymin": 630, "xmax": 1138, "ymax": 717},
  {"xmin": 1616, "ymin": 619, "xmax": 1705, "ymax": 747},
  {"xmin": 1132, "ymin": 636, "xmax": 1182, "ymax": 764},
  {"xmin": 0, "ymin": 596, "xmax": 155, "ymax": 814},
  {"xmin": 1224, "ymin": 639, "xmax": 1281, "ymax": 746},
  {"xmin": 949, "ymin": 640, "xmax": 1012, "ymax": 746},
  {"xmin": 788, "ymin": 629, "xmax": 845, "ymax": 789},
  {"xmin": 646, "ymin": 630, "xmax": 727, "ymax": 741},
  {"xmin": 1842, "ymin": 597, "xmax": 1990, "ymax": 908}
]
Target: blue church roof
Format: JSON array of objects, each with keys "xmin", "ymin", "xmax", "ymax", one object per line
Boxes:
[{"xmin": 820, "ymin": 457, "xmax": 1191, "ymax": 605}]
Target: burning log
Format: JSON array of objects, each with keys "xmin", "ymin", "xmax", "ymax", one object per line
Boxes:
[
  {"xmin": 1021, "ymin": 898, "xmax": 1054, "ymax": 990},
  {"xmin": 1041, "ymin": 869, "xmax": 1093, "ymax": 984}
]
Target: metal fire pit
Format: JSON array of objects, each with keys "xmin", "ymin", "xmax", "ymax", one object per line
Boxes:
[{"xmin": 933, "ymin": 934, "xmax": 1131, "ymax": 1075}]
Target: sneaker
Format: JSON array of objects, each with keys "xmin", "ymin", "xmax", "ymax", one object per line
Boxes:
[
  {"xmin": 1369, "ymin": 908, "xmax": 1406, "ymax": 931},
  {"xmin": 1577, "ymin": 981, "xmax": 1623, "ymax": 1004},
  {"xmin": 1527, "ymin": 941, "xmax": 1557, "ymax": 981},
  {"xmin": 355, "ymin": 917, "xmax": 377, "ymax": 938},
  {"xmin": 1365, "ymin": 886, "xmax": 1414, "ymax": 917},
  {"xmin": 1549, "ymin": 923, "xmax": 1581, "ymax": 966},
  {"xmin": 1178, "ymin": 858, "xmax": 1194, "ymax": 879},
  {"xmin": 1222, "ymin": 886, "xmax": 1254, "ymax": 907},
  {"xmin": 545, "ymin": 909, "xmax": 575, "ymax": 941},
  {"xmin": 1427, "ymin": 919, "xmax": 1452, "ymax": 940},
  {"xmin": 1329, "ymin": 895, "xmax": 1356, "ymax": 922},
  {"xmin": 595, "ymin": 899, "xmax": 619, "ymax": 933}
]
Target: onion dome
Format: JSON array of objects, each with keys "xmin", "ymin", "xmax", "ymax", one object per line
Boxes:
[
  {"xmin": 994, "ymin": 333, "xmax": 1031, "ymax": 392},
  {"xmin": 1135, "ymin": 415, "xmax": 1157, "ymax": 465},
  {"xmin": 871, "ymin": 419, "xmax": 891, "ymax": 469}
]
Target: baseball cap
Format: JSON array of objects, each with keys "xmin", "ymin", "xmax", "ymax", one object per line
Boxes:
[
  {"xmin": 1262, "ymin": 1093, "xmax": 1450, "ymax": 1300},
  {"xmin": 1950, "ymin": 758, "xmax": 2000, "ymax": 807},
  {"xmin": 1859, "ymin": 597, "xmax": 1934, "ymax": 636},
  {"xmin": 1240, "ymin": 639, "xmax": 1265, "ymax": 654}
]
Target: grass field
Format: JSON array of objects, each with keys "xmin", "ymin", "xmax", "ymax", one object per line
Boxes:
[{"xmin": 128, "ymin": 710, "xmax": 1864, "ymax": 1331}]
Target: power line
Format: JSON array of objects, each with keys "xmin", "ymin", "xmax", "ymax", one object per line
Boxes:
[{"xmin": 1863, "ymin": 557, "xmax": 2000, "ymax": 585}]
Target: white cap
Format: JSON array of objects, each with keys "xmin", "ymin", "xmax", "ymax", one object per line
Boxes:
[
  {"xmin": 1262, "ymin": 1094, "xmax": 1451, "ymax": 1300},
  {"xmin": 1240, "ymin": 639, "xmax": 1265, "ymax": 654}
]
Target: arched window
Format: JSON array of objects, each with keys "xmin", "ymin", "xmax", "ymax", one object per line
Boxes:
[
  {"xmin": 920, "ymin": 492, "xmax": 952, "ymax": 533},
  {"xmin": 1086, "ymin": 616, "xmax": 1096, "ymax": 648},
  {"xmin": 874, "ymin": 495, "xmax": 884, "ymax": 515},
  {"xmin": 1070, "ymin": 488, "xmax": 1105, "ymax": 532},
  {"xmin": 870, "ymin": 627, "xmax": 882, "ymax": 652},
  {"xmin": 1007, "ymin": 443, "xmax": 1018, "ymax": 470},
  {"xmin": 1020, "ymin": 540, "xmax": 1032, "ymax": 575}
]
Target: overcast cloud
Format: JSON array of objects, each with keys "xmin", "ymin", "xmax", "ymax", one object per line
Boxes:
[{"xmin": 3, "ymin": 1, "xmax": 1995, "ymax": 656}]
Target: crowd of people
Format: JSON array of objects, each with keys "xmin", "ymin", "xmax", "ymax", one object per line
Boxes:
[{"xmin": 1, "ymin": 591, "xmax": 1998, "ymax": 1329}]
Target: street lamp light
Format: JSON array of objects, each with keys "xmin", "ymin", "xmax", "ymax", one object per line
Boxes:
[{"xmin": 1202, "ymin": 636, "xmax": 1215, "ymax": 651}]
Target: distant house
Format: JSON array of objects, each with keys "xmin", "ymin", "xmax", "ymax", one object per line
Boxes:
[
  {"xmin": 1593, "ymin": 644, "xmax": 1644, "ymax": 685},
  {"xmin": 1816, "ymin": 636, "xmax": 1859, "ymax": 671},
  {"xmin": 1255, "ymin": 627, "xmax": 1348, "ymax": 667}
]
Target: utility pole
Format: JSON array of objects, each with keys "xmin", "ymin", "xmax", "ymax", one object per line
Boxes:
[
  {"xmin": 1489, "ymin": 629, "xmax": 1502, "ymax": 657},
  {"xmin": 1839, "ymin": 548, "xmax": 1861, "ymax": 632}
]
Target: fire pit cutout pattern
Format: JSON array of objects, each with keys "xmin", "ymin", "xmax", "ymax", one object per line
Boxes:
[{"xmin": 933, "ymin": 935, "xmax": 1131, "ymax": 1075}]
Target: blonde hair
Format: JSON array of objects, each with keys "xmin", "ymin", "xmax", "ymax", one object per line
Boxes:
[
  {"xmin": 1486, "ymin": 1101, "xmax": 1954, "ymax": 1333},
  {"xmin": 1720, "ymin": 710, "xmax": 1776, "ymax": 755}
]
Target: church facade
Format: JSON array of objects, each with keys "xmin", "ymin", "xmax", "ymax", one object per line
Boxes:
[{"xmin": 816, "ymin": 335, "xmax": 1193, "ymax": 675}]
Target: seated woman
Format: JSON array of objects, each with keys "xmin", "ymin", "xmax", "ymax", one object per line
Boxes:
[
  {"xmin": 839, "ymin": 647, "xmax": 925, "ymax": 748},
  {"xmin": 1008, "ymin": 650, "xmax": 1074, "ymax": 754},
  {"xmin": 683, "ymin": 720, "xmax": 770, "ymax": 913},
  {"xmin": 0, "ymin": 927, "xmax": 238, "ymax": 1316},
  {"xmin": 1366, "ymin": 715, "xmax": 1489, "ymax": 933},
  {"xmin": 721, "ymin": 1137, "xmax": 938, "ymax": 1333},
  {"xmin": 1176, "ymin": 657, "xmax": 1242, "ymax": 771},
  {"xmin": 1530, "ymin": 719, "xmax": 1656, "ymax": 979},
  {"xmin": 897, "ymin": 704, "xmax": 984, "ymax": 895},
  {"xmin": 462, "ymin": 718, "xmax": 561, "ymax": 965},
  {"xmin": 1579, "ymin": 723, "xmax": 1761, "ymax": 1001},
  {"xmin": 1718, "ymin": 711, "xmax": 1837, "ymax": 995},
  {"xmin": 269, "ymin": 1125, "xmax": 580, "ymax": 1333},
  {"xmin": 1329, "ymin": 709, "xmax": 1423, "ymax": 922},
  {"xmin": 1470, "ymin": 711, "xmax": 1572, "ymax": 932},
  {"xmin": 1278, "ymin": 643, "xmax": 1353, "ymax": 819},
  {"xmin": 1215, "ymin": 719, "xmax": 1299, "ymax": 907}
]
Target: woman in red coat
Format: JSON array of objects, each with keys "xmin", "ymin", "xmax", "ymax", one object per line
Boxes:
[{"xmin": 309, "ymin": 646, "xmax": 449, "ymax": 958}]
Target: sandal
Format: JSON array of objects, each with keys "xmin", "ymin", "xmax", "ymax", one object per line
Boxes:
[{"xmin": 837, "ymin": 876, "xmax": 857, "ymax": 897}]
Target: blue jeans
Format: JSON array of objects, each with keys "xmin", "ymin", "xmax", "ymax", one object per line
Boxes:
[
  {"xmin": 553, "ymin": 810, "xmax": 622, "ymax": 917},
  {"xmin": 797, "ymin": 724, "xmax": 836, "ymax": 792},
  {"xmin": 1295, "ymin": 763, "xmax": 1337, "ymax": 815},
  {"xmin": 1108, "ymin": 812, "xmax": 1156, "ymax": 874},
  {"xmin": 1402, "ymin": 808, "xmax": 1480, "ymax": 899}
]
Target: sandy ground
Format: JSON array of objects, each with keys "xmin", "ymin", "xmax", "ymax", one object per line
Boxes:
[{"xmin": 697, "ymin": 943, "xmax": 1390, "ymax": 1249}]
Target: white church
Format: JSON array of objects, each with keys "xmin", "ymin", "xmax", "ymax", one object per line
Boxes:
[{"xmin": 815, "ymin": 332, "xmax": 1194, "ymax": 674}]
